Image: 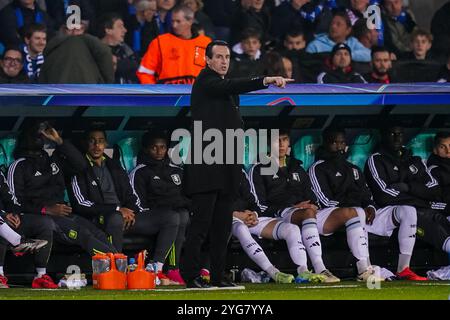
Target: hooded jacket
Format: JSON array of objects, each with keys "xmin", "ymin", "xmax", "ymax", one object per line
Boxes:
[
  {"xmin": 306, "ymin": 33, "xmax": 371, "ymax": 62},
  {"xmin": 364, "ymin": 146, "xmax": 442, "ymax": 210},
  {"xmin": 308, "ymin": 146, "xmax": 375, "ymax": 209},
  {"xmin": 8, "ymin": 140, "xmax": 85, "ymax": 214},
  {"xmin": 248, "ymin": 156, "xmax": 318, "ymax": 217},
  {"xmin": 129, "ymin": 152, "xmax": 190, "ymax": 211}
]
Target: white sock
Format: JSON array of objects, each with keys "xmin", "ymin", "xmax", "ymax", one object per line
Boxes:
[
  {"xmin": 442, "ymin": 237, "xmax": 450, "ymax": 253},
  {"xmin": 266, "ymin": 265, "xmax": 280, "ymax": 280},
  {"xmin": 273, "ymin": 222, "xmax": 308, "ymax": 273},
  {"xmin": 36, "ymin": 268, "xmax": 46, "ymax": 278},
  {"xmin": 0, "ymin": 220, "xmax": 21, "ymax": 246},
  {"xmin": 156, "ymin": 262, "xmax": 164, "ymax": 273},
  {"xmin": 301, "ymin": 218, "xmax": 326, "ymax": 273},
  {"xmin": 345, "ymin": 217, "xmax": 370, "ymax": 274},
  {"xmin": 355, "ymin": 207, "xmax": 371, "ymax": 266},
  {"xmin": 0, "ymin": 266, "xmax": 4, "ymax": 276},
  {"xmin": 232, "ymin": 221, "xmax": 274, "ymax": 274},
  {"xmin": 394, "ymin": 206, "xmax": 417, "ymax": 272}
]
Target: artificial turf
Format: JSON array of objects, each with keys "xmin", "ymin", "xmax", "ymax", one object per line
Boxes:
[{"xmin": 0, "ymin": 281, "xmax": 449, "ymax": 300}]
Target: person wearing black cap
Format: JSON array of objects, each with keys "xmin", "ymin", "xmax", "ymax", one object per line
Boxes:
[{"xmin": 317, "ymin": 42, "xmax": 367, "ymax": 84}]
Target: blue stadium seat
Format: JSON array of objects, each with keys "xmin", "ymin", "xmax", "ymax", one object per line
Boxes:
[
  {"xmin": 347, "ymin": 132, "xmax": 379, "ymax": 170},
  {"xmin": 292, "ymin": 133, "xmax": 321, "ymax": 170},
  {"xmin": 407, "ymin": 131, "xmax": 437, "ymax": 160}
]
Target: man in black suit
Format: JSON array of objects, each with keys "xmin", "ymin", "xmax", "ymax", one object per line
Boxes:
[{"xmin": 182, "ymin": 40, "xmax": 293, "ymax": 288}]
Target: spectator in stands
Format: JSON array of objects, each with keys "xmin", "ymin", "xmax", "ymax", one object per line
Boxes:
[
  {"xmin": 381, "ymin": 0, "xmax": 416, "ymax": 57},
  {"xmin": 306, "ymin": 10, "xmax": 371, "ymax": 62},
  {"xmin": 125, "ymin": 0, "xmax": 158, "ymax": 57},
  {"xmin": 0, "ymin": 0, "xmax": 53, "ymax": 46},
  {"xmin": 311, "ymin": 127, "xmax": 425, "ymax": 281},
  {"xmin": 70, "ymin": 128, "xmax": 180, "ymax": 285},
  {"xmin": 232, "ymin": 170, "xmax": 312, "ymax": 284},
  {"xmin": 8, "ymin": 122, "xmax": 117, "ymax": 288},
  {"xmin": 249, "ymin": 129, "xmax": 340, "ymax": 283},
  {"xmin": 39, "ymin": 28, "xmax": 114, "ymax": 84},
  {"xmin": 428, "ymin": 131, "xmax": 450, "ymax": 216},
  {"xmin": 130, "ymin": 130, "xmax": 191, "ymax": 286},
  {"xmin": 137, "ymin": 5, "xmax": 211, "ymax": 84},
  {"xmin": 100, "ymin": 13, "xmax": 139, "ymax": 84},
  {"xmin": 353, "ymin": 18, "xmax": 378, "ymax": 50},
  {"xmin": 0, "ymin": 169, "xmax": 55, "ymax": 289},
  {"xmin": 364, "ymin": 124, "xmax": 450, "ymax": 257},
  {"xmin": 364, "ymin": 45, "xmax": 394, "ymax": 83},
  {"xmin": 277, "ymin": 29, "xmax": 310, "ymax": 82},
  {"xmin": 92, "ymin": 0, "xmax": 131, "ymax": 23},
  {"xmin": 270, "ymin": 0, "xmax": 316, "ymax": 42},
  {"xmin": 0, "ymin": 47, "xmax": 29, "ymax": 83},
  {"xmin": 45, "ymin": 0, "xmax": 95, "ymax": 31},
  {"xmin": 436, "ymin": 53, "xmax": 450, "ymax": 83},
  {"xmin": 430, "ymin": 1, "xmax": 450, "ymax": 62},
  {"xmin": 59, "ymin": 19, "xmax": 88, "ymax": 36},
  {"xmin": 181, "ymin": 0, "xmax": 215, "ymax": 39},
  {"xmin": 22, "ymin": 23, "xmax": 46, "ymax": 82},
  {"xmin": 229, "ymin": 28, "xmax": 264, "ymax": 78},
  {"xmin": 155, "ymin": 0, "xmax": 177, "ymax": 34},
  {"xmin": 203, "ymin": 0, "xmax": 239, "ymax": 41},
  {"xmin": 230, "ymin": 0, "xmax": 271, "ymax": 46},
  {"xmin": 317, "ymin": 42, "xmax": 366, "ymax": 84},
  {"xmin": 346, "ymin": 0, "xmax": 370, "ymax": 25},
  {"xmin": 400, "ymin": 29, "xmax": 433, "ymax": 61}
]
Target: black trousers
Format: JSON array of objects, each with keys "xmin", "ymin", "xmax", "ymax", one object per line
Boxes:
[
  {"xmin": 52, "ymin": 215, "xmax": 117, "ymax": 255},
  {"xmin": 0, "ymin": 214, "xmax": 53, "ymax": 268},
  {"xmin": 181, "ymin": 191, "xmax": 233, "ymax": 283},
  {"xmin": 416, "ymin": 209, "xmax": 450, "ymax": 250},
  {"xmin": 98, "ymin": 210, "xmax": 180, "ymax": 262}
]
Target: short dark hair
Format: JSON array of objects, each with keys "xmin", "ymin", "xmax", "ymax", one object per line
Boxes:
[
  {"xmin": 1, "ymin": 45, "xmax": 22, "ymax": 60},
  {"xmin": 332, "ymin": 10, "xmax": 352, "ymax": 29},
  {"xmin": 371, "ymin": 46, "xmax": 390, "ymax": 59},
  {"xmin": 206, "ymin": 40, "xmax": 229, "ymax": 59},
  {"xmin": 434, "ymin": 131, "xmax": 450, "ymax": 147},
  {"xmin": 239, "ymin": 28, "xmax": 262, "ymax": 42},
  {"xmin": 23, "ymin": 23, "xmax": 47, "ymax": 40},
  {"xmin": 353, "ymin": 18, "xmax": 370, "ymax": 41},
  {"xmin": 279, "ymin": 129, "xmax": 290, "ymax": 136},
  {"xmin": 285, "ymin": 29, "xmax": 305, "ymax": 40},
  {"xmin": 141, "ymin": 130, "xmax": 169, "ymax": 149},
  {"xmin": 322, "ymin": 127, "xmax": 346, "ymax": 143},
  {"xmin": 98, "ymin": 13, "xmax": 123, "ymax": 38},
  {"xmin": 83, "ymin": 127, "xmax": 107, "ymax": 143}
]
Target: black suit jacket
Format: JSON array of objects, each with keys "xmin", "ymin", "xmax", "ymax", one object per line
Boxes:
[{"xmin": 184, "ymin": 67, "xmax": 266, "ymax": 195}]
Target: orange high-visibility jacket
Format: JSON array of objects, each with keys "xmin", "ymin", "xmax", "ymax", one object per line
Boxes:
[{"xmin": 137, "ymin": 33, "xmax": 211, "ymax": 84}]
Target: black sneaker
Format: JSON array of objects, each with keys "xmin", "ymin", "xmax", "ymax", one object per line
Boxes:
[
  {"xmin": 11, "ymin": 238, "xmax": 48, "ymax": 254},
  {"xmin": 186, "ymin": 276, "xmax": 213, "ymax": 289},
  {"xmin": 211, "ymin": 279, "xmax": 238, "ymax": 288}
]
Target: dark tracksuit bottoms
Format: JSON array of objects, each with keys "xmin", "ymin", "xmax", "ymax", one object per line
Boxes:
[{"xmin": 0, "ymin": 214, "xmax": 53, "ymax": 268}]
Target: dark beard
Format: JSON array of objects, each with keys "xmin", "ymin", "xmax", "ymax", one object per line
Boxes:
[{"xmin": 373, "ymin": 69, "xmax": 388, "ymax": 77}]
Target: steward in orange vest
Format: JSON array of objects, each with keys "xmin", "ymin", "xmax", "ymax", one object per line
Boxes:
[{"xmin": 137, "ymin": 5, "xmax": 211, "ymax": 84}]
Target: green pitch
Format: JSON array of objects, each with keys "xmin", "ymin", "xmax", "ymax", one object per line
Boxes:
[{"xmin": 0, "ymin": 281, "xmax": 449, "ymax": 300}]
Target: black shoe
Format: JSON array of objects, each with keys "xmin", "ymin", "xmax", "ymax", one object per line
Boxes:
[
  {"xmin": 211, "ymin": 279, "xmax": 238, "ymax": 288},
  {"xmin": 186, "ymin": 276, "xmax": 213, "ymax": 289}
]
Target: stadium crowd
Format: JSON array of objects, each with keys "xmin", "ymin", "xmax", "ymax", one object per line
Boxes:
[{"xmin": 0, "ymin": 0, "xmax": 450, "ymax": 84}]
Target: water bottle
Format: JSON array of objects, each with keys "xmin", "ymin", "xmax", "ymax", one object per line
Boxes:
[
  {"xmin": 259, "ymin": 271, "xmax": 271, "ymax": 283},
  {"xmin": 128, "ymin": 258, "xmax": 137, "ymax": 272}
]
